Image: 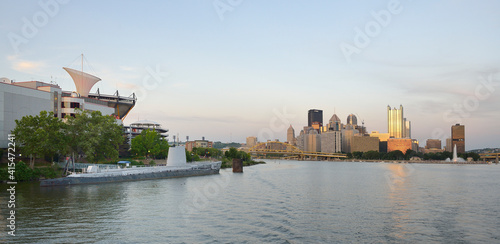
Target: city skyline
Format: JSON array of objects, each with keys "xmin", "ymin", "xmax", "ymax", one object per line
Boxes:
[{"xmin": 1, "ymin": 1, "xmax": 499, "ymax": 150}]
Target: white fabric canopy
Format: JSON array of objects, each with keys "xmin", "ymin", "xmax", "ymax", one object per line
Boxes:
[{"xmin": 63, "ymin": 67, "xmax": 101, "ymax": 97}]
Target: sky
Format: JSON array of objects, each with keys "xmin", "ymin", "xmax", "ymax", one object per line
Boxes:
[{"xmin": 1, "ymin": 0, "xmax": 499, "ymax": 150}]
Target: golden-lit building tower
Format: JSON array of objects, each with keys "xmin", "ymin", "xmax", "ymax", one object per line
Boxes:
[
  {"xmin": 388, "ymin": 105, "xmax": 404, "ymax": 138},
  {"xmin": 451, "ymin": 124, "xmax": 465, "ymax": 154}
]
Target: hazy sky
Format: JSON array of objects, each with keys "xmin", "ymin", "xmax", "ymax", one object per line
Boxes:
[{"xmin": 1, "ymin": 0, "xmax": 499, "ymax": 150}]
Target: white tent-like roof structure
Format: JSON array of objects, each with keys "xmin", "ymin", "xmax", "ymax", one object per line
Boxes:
[{"xmin": 63, "ymin": 67, "xmax": 101, "ymax": 97}]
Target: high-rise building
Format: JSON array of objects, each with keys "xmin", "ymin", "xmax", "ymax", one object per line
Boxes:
[
  {"xmin": 296, "ymin": 130, "xmax": 305, "ymax": 151},
  {"xmin": 304, "ymin": 128, "xmax": 321, "ymax": 152},
  {"xmin": 308, "ymin": 109, "xmax": 323, "ymax": 127},
  {"xmin": 320, "ymin": 131, "xmax": 342, "ymax": 153},
  {"xmin": 327, "ymin": 113, "xmax": 342, "ymax": 131},
  {"xmin": 404, "ymin": 119, "xmax": 411, "ymax": 138},
  {"xmin": 426, "ymin": 139, "xmax": 441, "ymax": 149},
  {"xmin": 246, "ymin": 136, "xmax": 257, "ymax": 148},
  {"xmin": 445, "ymin": 138, "xmax": 452, "ymax": 152},
  {"xmin": 287, "ymin": 125, "xmax": 296, "ymax": 145},
  {"xmin": 451, "ymin": 124, "xmax": 465, "ymax": 154},
  {"xmin": 387, "ymin": 105, "xmax": 410, "ymax": 138},
  {"xmin": 346, "ymin": 114, "xmax": 358, "ymax": 126},
  {"xmin": 341, "ymin": 127, "xmax": 359, "ymax": 153}
]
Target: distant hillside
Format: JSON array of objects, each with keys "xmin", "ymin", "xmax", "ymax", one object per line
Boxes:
[
  {"xmin": 468, "ymin": 148, "xmax": 500, "ymax": 154},
  {"xmin": 213, "ymin": 142, "xmax": 242, "ymax": 149}
]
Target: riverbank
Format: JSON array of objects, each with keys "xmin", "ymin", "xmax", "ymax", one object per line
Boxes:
[
  {"xmin": 271, "ymin": 158, "xmax": 493, "ymax": 164},
  {"xmin": 220, "ymin": 159, "xmax": 265, "ymax": 169}
]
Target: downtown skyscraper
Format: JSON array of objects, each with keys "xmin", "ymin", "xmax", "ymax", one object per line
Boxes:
[{"xmin": 387, "ymin": 105, "xmax": 411, "ymax": 138}]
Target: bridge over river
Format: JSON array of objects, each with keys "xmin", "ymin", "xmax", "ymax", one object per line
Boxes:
[{"xmin": 247, "ymin": 141, "xmax": 346, "ymax": 160}]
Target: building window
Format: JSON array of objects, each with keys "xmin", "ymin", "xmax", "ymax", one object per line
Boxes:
[
  {"xmin": 62, "ymin": 113, "xmax": 66, "ymax": 118},
  {"xmin": 70, "ymin": 102, "xmax": 80, "ymax": 108}
]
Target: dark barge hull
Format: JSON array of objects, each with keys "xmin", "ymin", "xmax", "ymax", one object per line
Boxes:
[{"xmin": 40, "ymin": 167, "xmax": 220, "ymax": 187}]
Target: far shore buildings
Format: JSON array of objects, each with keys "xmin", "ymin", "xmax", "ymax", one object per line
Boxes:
[
  {"xmin": 246, "ymin": 136, "xmax": 257, "ymax": 148},
  {"xmin": 185, "ymin": 137, "xmax": 214, "ymax": 151},
  {"xmin": 0, "ymin": 68, "xmax": 136, "ymax": 148}
]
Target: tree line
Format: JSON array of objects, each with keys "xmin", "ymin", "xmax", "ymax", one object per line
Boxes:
[
  {"xmin": 347, "ymin": 150, "xmax": 480, "ymax": 161},
  {"xmin": 12, "ymin": 110, "xmax": 123, "ymax": 168}
]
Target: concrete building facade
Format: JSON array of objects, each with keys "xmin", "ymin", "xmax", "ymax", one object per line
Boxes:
[
  {"xmin": 287, "ymin": 125, "xmax": 296, "ymax": 145},
  {"xmin": 246, "ymin": 136, "xmax": 257, "ymax": 148},
  {"xmin": 387, "ymin": 138, "xmax": 413, "ymax": 153},
  {"xmin": 320, "ymin": 131, "xmax": 342, "ymax": 153},
  {"xmin": 1, "ymin": 75, "xmax": 135, "ymax": 148},
  {"xmin": 451, "ymin": 124, "xmax": 465, "ymax": 154},
  {"xmin": 351, "ymin": 135, "xmax": 379, "ymax": 153},
  {"xmin": 426, "ymin": 139, "xmax": 442, "ymax": 149},
  {"xmin": 304, "ymin": 129, "xmax": 321, "ymax": 152}
]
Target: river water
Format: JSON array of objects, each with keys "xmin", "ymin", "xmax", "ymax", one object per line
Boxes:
[{"xmin": 2, "ymin": 160, "xmax": 500, "ymax": 243}]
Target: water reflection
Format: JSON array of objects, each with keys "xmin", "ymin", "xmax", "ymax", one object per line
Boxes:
[
  {"xmin": 4, "ymin": 161, "xmax": 500, "ymax": 243},
  {"xmin": 384, "ymin": 163, "xmax": 414, "ymax": 241},
  {"xmin": 16, "ymin": 182, "xmax": 129, "ymax": 243}
]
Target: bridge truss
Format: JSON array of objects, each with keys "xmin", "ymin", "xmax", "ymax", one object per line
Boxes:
[{"xmin": 247, "ymin": 141, "xmax": 346, "ymax": 160}]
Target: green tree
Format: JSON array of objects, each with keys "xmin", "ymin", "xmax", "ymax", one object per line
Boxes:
[
  {"xmin": 131, "ymin": 129, "xmax": 169, "ymax": 159},
  {"xmin": 404, "ymin": 149, "xmax": 419, "ymax": 160},
  {"xmin": 66, "ymin": 110, "xmax": 124, "ymax": 163},
  {"xmin": 387, "ymin": 150, "xmax": 404, "ymax": 160},
  {"xmin": 352, "ymin": 151, "xmax": 363, "ymax": 159},
  {"xmin": 12, "ymin": 111, "xmax": 66, "ymax": 168},
  {"xmin": 224, "ymin": 147, "xmax": 251, "ymax": 161},
  {"xmin": 363, "ymin": 150, "xmax": 380, "ymax": 160}
]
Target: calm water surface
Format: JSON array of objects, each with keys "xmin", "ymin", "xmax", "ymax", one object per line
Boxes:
[{"xmin": 2, "ymin": 160, "xmax": 500, "ymax": 243}]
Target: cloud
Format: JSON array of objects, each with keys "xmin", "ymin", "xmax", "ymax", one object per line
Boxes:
[{"xmin": 7, "ymin": 55, "xmax": 46, "ymax": 73}]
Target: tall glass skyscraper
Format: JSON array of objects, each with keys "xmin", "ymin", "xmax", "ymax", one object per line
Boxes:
[
  {"xmin": 308, "ymin": 109, "xmax": 323, "ymax": 127},
  {"xmin": 387, "ymin": 105, "xmax": 404, "ymax": 138}
]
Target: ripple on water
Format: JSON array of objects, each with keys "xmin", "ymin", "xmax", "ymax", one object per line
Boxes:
[{"xmin": 8, "ymin": 161, "xmax": 500, "ymax": 243}]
